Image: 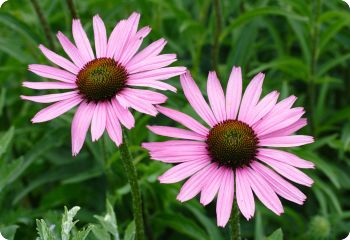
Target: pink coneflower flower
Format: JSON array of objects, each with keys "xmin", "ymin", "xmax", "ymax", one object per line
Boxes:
[
  {"xmin": 142, "ymin": 67, "xmax": 314, "ymax": 227},
  {"xmin": 21, "ymin": 13, "xmax": 186, "ymax": 155}
]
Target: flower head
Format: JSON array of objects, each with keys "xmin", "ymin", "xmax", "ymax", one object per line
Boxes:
[
  {"xmin": 22, "ymin": 13, "xmax": 186, "ymax": 155},
  {"xmin": 142, "ymin": 67, "xmax": 314, "ymax": 227}
]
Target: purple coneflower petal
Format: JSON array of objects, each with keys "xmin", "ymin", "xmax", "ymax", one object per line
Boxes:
[
  {"xmin": 226, "ymin": 66, "xmax": 242, "ymax": 120},
  {"xmin": 22, "ymin": 81, "xmax": 77, "ymax": 90},
  {"xmin": 106, "ymin": 102, "xmax": 123, "ymax": 146},
  {"xmin": 127, "ymin": 54, "xmax": 176, "ymax": 74},
  {"xmin": 216, "ymin": 168, "xmax": 234, "ymax": 227},
  {"xmin": 93, "ymin": 15, "xmax": 107, "ymax": 58},
  {"xmin": 31, "ymin": 95, "xmax": 82, "ymax": 123},
  {"xmin": 72, "ymin": 19, "xmax": 95, "ymax": 63},
  {"xmin": 147, "ymin": 126, "xmax": 206, "ymax": 141},
  {"xmin": 56, "ymin": 31, "xmax": 85, "ymax": 68},
  {"xmin": 180, "ymin": 72, "xmax": 216, "ymax": 127},
  {"xmin": 207, "ymin": 71, "xmax": 226, "ymax": 123},
  {"xmin": 235, "ymin": 167, "xmax": 255, "ymax": 220},
  {"xmin": 127, "ymin": 79, "xmax": 177, "ymax": 92},
  {"xmin": 106, "ymin": 19, "xmax": 126, "ymax": 58},
  {"xmin": 91, "ymin": 102, "xmax": 107, "ymax": 141},
  {"xmin": 28, "ymin": 64, "xmax": 76, "ymax": 83},
  {"xmin": 111, "ymin": 98, "xmax": 135, "ymax": 129},
  {"xmin": 200, "ymin": 164, "xmax": 224, "ymax": 206},
  {"xmin": 21, "ymin": 90, "xmax": 79, "ymax": 103},
  {"xmin": 248, "ymin": 91, "xmax": 279, "ymax": 126},
  {"xmin": 39, "ymin": 45, "xmax": 79, "ymax": 74},
  {"xmin": 129, "ymin": 67, "xmax": 186, "ymax": 82},
  {"xmin": 259, "ymin": 135, "xmax": 314, "ymax": 147},
  {"xmin": 72, "ymin": 101, "xmax": 95, "ymax": 155},
  {"xmin": 260, "ymin": 118, "xmax": 307, "ymax": 138},
  {"xmin": 118, "ymin": 91, "xmax": 158, "ymax": 116}
]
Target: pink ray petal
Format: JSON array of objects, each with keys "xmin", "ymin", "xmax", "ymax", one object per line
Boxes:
[
  {"xmin": 119, "ymin": 26, "xmax": 151, "ymax": 65},
  {"xmin": 142, "ymin": 140, "xmax": 207, "ymax": 154},
  {"xmin": 39, "ymin": 45, "xmax": 79, "ymax": 74},
  {"xmin": 147, "ymin": 126, "xmax": 206, "ymax": 141},
  {"xmin": 238, "ymin": 73, "xmax": 264, "ymax": 122},
  {"xmin": 177, "ymin": 163, "xmax": 217, "ymax": 202},
  {"xmin": 93, "ymin": 15, "xmax": 107, "ymax": 58},
  {"xmin": 71, "ymin": 101, "xmax": 95, "ymax": 155},
  {"xmin": 91, "ymin": 102, "xmax": 107, "ymax": 141},
  {"xmin": 251, "ymin": 162, "xmax": 306, "ymax": 204},
  {"xmin": 111, "ymin": 98, "xmax": 135, "ymax": 129},
  {"xmin": 22, "ymin": 81, "xmax": 77, "ymax": 90},
  {"xmin": 106, "ymin": 19, "xmax": 127, "ymax": 58},
  {"xmin": 57, "ymin": 31, "xmax": 85, "ymax": 68},
  {"xmin": 127, "ymin": 79, "xmax": 177, "ymax": 92},
  {"xmin": 235, "ymin": 167, "xmax": 255, "ymax": 220},
  {"xmin": 226, "ymin": 67, "xmax": 242, "ymax": 120},
  {"xmin": 118, "ymin": 92, "xmax": 158, "ymax": 116},
  {"xmin": 247, "ymin": 91, "xmax": 279, "ymax": 126},
  {"xmin": 158, "ymin": 158, "xmax": 211, "ymax": 184},
  {"xmin": 126, "ymin": 38, "xmax": 167, "ymax": 67},
  {"xmin": 31, "ymin": 95, "xmax": 82, "ymax": 123},
  {"xmin": 156, "ymin": 105, "xmax": 209, "ymax": 136},
  {"xmin": 121, "ymin": 88, "xmax": 167, "ymax": 104},
  {"xmin": 28, "ymin": 64, "xmax": 76, "ymax": 83},
  {"xmin": 259, "ymin": 135, "xmax": 314, "ymax": 147},
  {"xmin": 128, "ymin": 67, "xmax": 186, "ymax": 82},
  {"xmin": 259, "ymin": 118, "xmax": 307, "ymax": 139},
  {"xmin": 256, "ymin": 155, "xmax": 314, "ymax": 186},
  {"xmin": 207, "ymin": 71, "xmax": 226, "ymax": 122},
  {"xmin": 257, "ymin": 148, "xmax": 314, "ymax": 169},
  {"xmin": 246, "ymin": 167, "xmax": 284, "ymax": 215},
  {"xmin": 180, "ymin": 71, "xmax": 217, "ymax": 127},
  {"xmin": 127, "ymin": 54, "xmax": 176, "ymax": 74},
  {"xmin": 106, "ymin": 103, "xmax": 123, "ymax": 146},
  {"xmin": 216, "ymin": 168, "xmax": 234, "ymax": 227},
  {"xmin": 21, "ymin": 90, "xmax": 79, "ymax": 103},
  {"xmin": 200, "ymin": 164, "xmax": 224, "ymax": 205},
  {"xmin": 72, "ymin": 19, "xmax": 95, "ymax": 63}
]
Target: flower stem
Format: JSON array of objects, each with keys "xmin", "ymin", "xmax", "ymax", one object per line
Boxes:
[
  {"xmin": 230, "ymin": 200, "xmax": 241, "ymax": 240},
  {"xmin": 119, "ymin": 131, "xmax": 145, "ymax": 240},
  {"xmin": 65, "ymin": 0, "xmax": 78, "ymax": 19},
  {"xmin": 30, "ymin": 0, "xmax": 55, "ymax": 51},
  {"xmin": 211, "ymin": 0, "xmax": 222, "ymax": 74}
]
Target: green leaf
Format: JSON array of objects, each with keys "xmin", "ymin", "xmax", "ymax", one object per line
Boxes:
[
  {"xmin": 71, "ymin": 225, "xmax": 93, "ymax": 240},
  {"xmin": 0, "ymin": 156, "xmax": 24, "ymax": 193},
  {"xmin": 123, "ymin": 221, "xmax": 135, "ymax": 240},
  {"xmin": 0, "ymin": 225, "xmax": 18, "ymax": 240},
  {"xmin": 0, "ymin": 127, "xmax": 14, "ymax": 158},
  {"xmin": 94, "ymin": 200, "xmax": 120, "ymax": 240},
  {"xmin": 91, "ymin": 225, "xmax": 111, "ymax": 240},
  {"xmin": 266, "ymin": 228, "xmax": 283, "ymax": 240},
  {"xmin": 36, "ymin": 219, "xmax": 55, "ymax": 240},
  {"xmin": 61, "ymin": 206, "xmax": 80, "ymax": 240}
]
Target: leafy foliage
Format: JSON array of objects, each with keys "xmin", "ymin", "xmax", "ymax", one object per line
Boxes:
[{"xmin": 0, "ymin": 0, "xmax": 349, "ymax": 239}]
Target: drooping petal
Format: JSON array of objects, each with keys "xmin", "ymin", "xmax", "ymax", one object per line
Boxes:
[
  {"xmin": 21, "ymin": 90, "xmax": 79, "ymax": 103},
  {"xmin": 38, "ymin": 45, "xmax": 79, "ymax": 74},
  {"xmin": 259, "ymin": 118, "xmax": 307, "ymax": 139},
  {"xmin": 200, "ymin": 164, "xmax": 224, "ymax": 205},
  {"xmin": 72, "ymin": 19, "xmax": 95, "ymax": 62},
  {"xmin": 247, "ymin": 91, "xmax": 279, "ymax": 126},
  {"xmin": 257, "ymin": 148, "xmax": 314, "ymax": 169},
  {"xmin": 128, "ymin": 67, "xmax": 186, "ymax": 82},
  {"xmin": 259, "ymin": 135, "xmax": 314, "ymax": 147},
  {"xmin": 111, "ymin": 98, "xmax": 135, "ymax": 129},
  {"xmin": 207, "ymin": 71, "xmax": 226, "ymax": 122},
  {"xmin": 177, "ymin": 163, "xmax": 217, "ymax": 202},
  {"xmin": 216, "ymin": 168, "xmax": 234, "ymax": 227},
  {"xmin": 127, "ymin": 54, "xmax": 176, "ymax": 74},
  {"xmin": 156, "ymin": 105, "xmax": 209, "ymax": 136},
  {"xmin": 28, "ymin": 64, "xmax": 76, "ymax": 83},
  {"xmin": 180, "ymin": 72, "xmax": 216, "ymax": 127},
  {"xmin": 126, "ymin": 79, "xmax": 177, "ymax": 92},
  {"xmin": 226, "ymin": 66, "xmax": 242, "ymax": 120},
  {"xmin": 93, "ymin": 15, "xmax": 107, "ymax": 58},
  {"xmin": 238, "ymin": 73, "xmax": 264, "ymax": 122},
  {"xmin": 31, "ymin": 95, "xmax": 82, "ymax": 123},
  {"xmin": 235, "ymin": 167, "xmax": 255, "ymax": 220},
  {"xmin": 91, "ymin": 102, "xmax": 107, "ymax": 141},
  {"xmin": 106, "ymin": 102, "xmax": 123, "ymax": 146},
  {"xmin": 246, "ymin": 167, "xmax": 284, "ymax": 215},
  {"xmin": 57, "ymin": 31, "xmax": 85, "ymax": 68},
  {"xmin": 22, "ymin": 81, "xmax": 77, "ymax": 90},
  {"xmin": 71, "ymin": 101, "xmax": 95, "ymax": 155},
  {"xmin": 256, "ymin": 155, "xmax": 314, "ymax": 186},
  {"xmin": 158, "ymin": 158, "xmax": 211, "ymax": 184},
  {"xmin": 147, "ymin": 126, "xmax": 206, "ymax": 141},
  {"xmin": 117, "ymin": 91, "xmax": 158, "ymax": 116},
  {"xmin": 251, "ymin": 162, "xmax": 306, "ymax": 204},
  {"xmin": 142, "ymin": 140, "xmax": 208, "ymax": 154},
  {"xmin": 121, "ymin": 88, "xmax": 167, "ymax": 104}
]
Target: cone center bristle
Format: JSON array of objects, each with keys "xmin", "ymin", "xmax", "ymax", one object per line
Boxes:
[
  {"xmin": 76, "ymin": 58, "xmax": 127, "ymax": 102},
  {"xmin": 206, "ymin": 120, "xmax": 258, "ymax": 169}
]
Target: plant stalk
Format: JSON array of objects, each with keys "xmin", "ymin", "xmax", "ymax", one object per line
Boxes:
[
  {"xmin": 230, "ymin": 200, "xmax": 241, "ymax": 240},
  {"xmin": 65, "ymin": 0, "xmax": 78, "ymax": 19},
  {"xmin": 119, "ymin": 131, "xmax": 145, "ymax": 240},
  {"xmin": 30, "ymin": 0, "xmax": 55, "ymax": 51},
  {"xmin": 211, "ymin": 0, "xmax": 222, "ymax": 74}
]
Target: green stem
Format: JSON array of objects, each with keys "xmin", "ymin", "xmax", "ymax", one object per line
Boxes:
[
  {"xmin": 65, "ymin": 0, "xmax": 78, "ymax": 19},
  {"xmin": 119, "ymin": 131, "xmax": 145, "ymax": 240},
  {"xmin": 230, "ymin": 200, "xmax": 241, "ymax": 240},
  {"xmin": 30, "ymin": 0, "xmax": 55, "ymax": 50},
  {"xmin": 211, "ymin": 0, "xmax": 222, "ymax": 74}
]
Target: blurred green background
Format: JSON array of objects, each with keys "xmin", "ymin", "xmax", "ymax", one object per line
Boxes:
[{"xmin": 0, "ymin": 0, "xmax": 349, "ymax": 239}]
